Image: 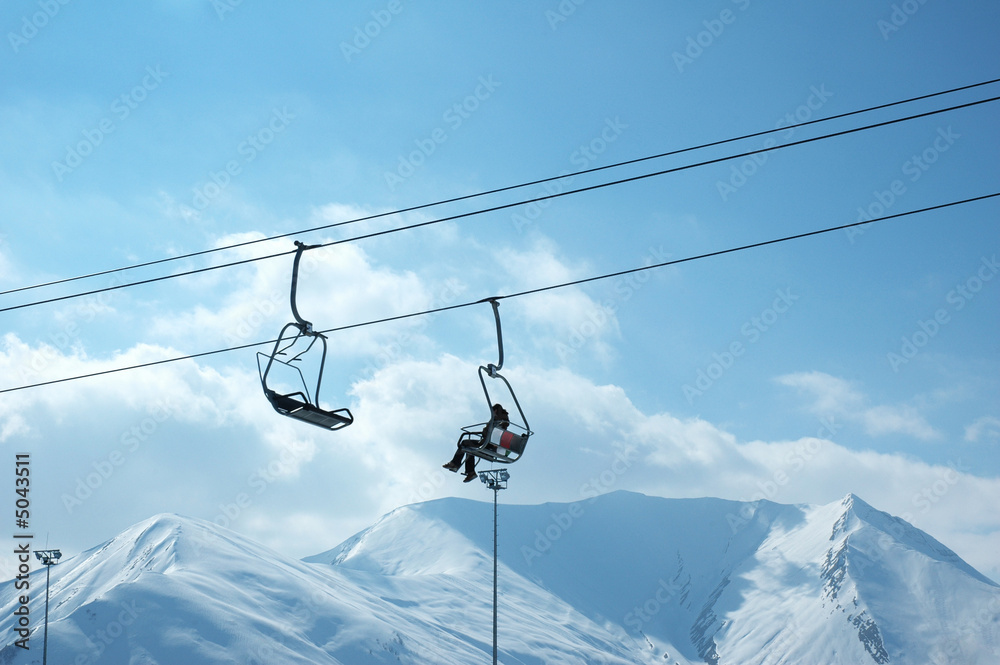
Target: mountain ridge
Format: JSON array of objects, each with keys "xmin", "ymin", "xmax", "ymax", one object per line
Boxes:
[{"xmin": 2, "ymin": 491, "xmax": 998, "ymax": 664}]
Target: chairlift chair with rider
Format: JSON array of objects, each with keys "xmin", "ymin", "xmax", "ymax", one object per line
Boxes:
[
  {"xmin": 258, "ymin": 241, "xmax": 354, "ymax": 431},
  {"xmin": 455, "ymin": 299, "xmax": 532, "ymax": 464}
]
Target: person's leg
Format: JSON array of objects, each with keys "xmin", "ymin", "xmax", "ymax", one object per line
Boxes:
[{"xmin": 443, "ymin": 446, "xmax": 464, "ymax": 470}]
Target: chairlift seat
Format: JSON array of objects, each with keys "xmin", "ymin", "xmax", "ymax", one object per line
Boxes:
[
  {"xmin": 458, "ymin": 422, "xmax": 529, "ymax": 464},
  {"xmin": 265, "ymin": 389, "xmax": 354, "ymax": 430}
]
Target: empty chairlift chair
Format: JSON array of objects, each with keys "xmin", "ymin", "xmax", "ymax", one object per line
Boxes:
[{"xmin": 258, "ymin": 241, "xmax": 354, "ymax": 431}]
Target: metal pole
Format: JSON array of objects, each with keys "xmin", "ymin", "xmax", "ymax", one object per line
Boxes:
[
  {"xmin": 34, "ymin": 549, "xmax": 61, "ymax": 665},
  {"xmin": 492, "ymin": 482, "xmax": 498, "ymax": 665},
  {"xmin": 479, "ymin": 469, "xmax": 508, "ymax": 665},
  {"xmin": 43, "ymin": 562, "xmax": 50, "ymax": 665}
]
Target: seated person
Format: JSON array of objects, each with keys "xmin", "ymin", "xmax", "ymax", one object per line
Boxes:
[{"xmin": 443, "ymin": 403, "xmax": 510, "ymax": 482}]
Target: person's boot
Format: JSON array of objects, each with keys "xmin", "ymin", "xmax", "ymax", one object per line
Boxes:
[{"xmin": 443, "ymin": 451, "xmax": 463, "ymax": 471}]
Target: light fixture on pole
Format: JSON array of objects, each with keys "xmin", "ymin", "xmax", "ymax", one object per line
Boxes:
[
  {"xmin": 34, "ymin": 549, "xmax": 61, "ymax": 665},
  {"xmin": 479, "ymin": 468, "xmax": 509, "ymax": 665}
]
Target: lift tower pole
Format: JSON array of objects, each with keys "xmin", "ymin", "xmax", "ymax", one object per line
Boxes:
[
  {"xmin": 479, "ymin": 469, "xmax": 509, "ymax": 665},
  {"xmin": 35, "ymin": 549, "xmax": 62, "ymax": 665}
]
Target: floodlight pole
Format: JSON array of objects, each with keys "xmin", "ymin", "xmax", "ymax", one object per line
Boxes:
[
  {"xmin": 479, "ymin": 469, "xmax": 508, "ymax": 665},
  {"xmin": 35, "ymin": 549, "xmax": 62, "ymax": 665}
]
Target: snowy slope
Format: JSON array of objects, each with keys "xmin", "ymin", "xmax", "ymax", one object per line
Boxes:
[
  {"xmin": 700, "ymin": 494, "xmax": 1000, "ymax": 665},
  {"xmin": 309, "ymin": 491, "xmax": 1000, "ymax": 665},
  {"xmin": 0, "ymin": 510, "xmax": 655, "ymax": 664},
  {"xmin": 0, "ymin": 513, "xmax": 503, "ymax": 664},
  {"xmin": 2, "ymin": 492, "xmax": 998, "ymax": 664}
]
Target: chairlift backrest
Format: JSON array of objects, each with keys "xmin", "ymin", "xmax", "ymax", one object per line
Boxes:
[{"xmin": 487, "ymin": 425, "xmax": 526, "ymax": 458}]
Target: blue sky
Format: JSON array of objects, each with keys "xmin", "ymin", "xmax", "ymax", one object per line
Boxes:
[{"xmin": 1, "ymin": 1, "xmax": 998, "ymax": 582}]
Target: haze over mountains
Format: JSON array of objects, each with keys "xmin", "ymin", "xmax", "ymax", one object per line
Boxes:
[{"xmin": 2, "ymin": 491, "xmax": 998, "ymax": 664}]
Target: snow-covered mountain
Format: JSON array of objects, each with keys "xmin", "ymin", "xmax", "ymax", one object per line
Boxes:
[{"xmin": 2, "ymin": 491, "xmax": 998, "ymax": 664}]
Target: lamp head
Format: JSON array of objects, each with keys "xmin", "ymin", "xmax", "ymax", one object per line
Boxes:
[{"xmin": 34, "ymin": 549, "xmax": 62, "ymax": 564}]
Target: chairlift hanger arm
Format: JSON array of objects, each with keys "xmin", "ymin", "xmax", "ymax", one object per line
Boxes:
[
  {"xmin": 290, "ymin": 241, "xmax": 320, "ymax": 332},
  {"xmin": 481, "ymin": 297, "xmax": 503, "ymax": 376}
]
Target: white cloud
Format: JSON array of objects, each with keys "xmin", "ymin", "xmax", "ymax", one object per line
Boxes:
[
  {"xmin": 775, "ymin": 371, "xmax": 864, "ymax": 413},
  {"xmin": 775, "ymin": 371, "xmax": 942, "ymax": 441},
  {"xmin": 2, "ymin": 220, "xmax": 995, "ymax": 584},
  {"xmin": 483, "ymin": 239, "xmax": 621, "ymax": 366},
  {"xmin": 0, "ymin": 235, "xmax": 11, "ymax": 284},
  {"xmin": 332, "ymin": 356, "xmax": 1000, "ymax": 581},
  {"xmin": 146, "ymin": 227, "xmax": 622, "ymax": 385},
  {"xmin": 0, "ymin": 412, "xmax": 28, "ymax": 442},
  {"xmin": 310, "ymin": 202, "xmax": 394, "ymax": 238},
  {"xmin": 154, "ymin": 189, "xmax": 200, "ymax": 225},
  {"xmin": 965, "ymin": 416, "xmax": 1000, "ymax": 443},
  {"xmin": 147, "ymin": 234, "xmax": 439, "ymax": 360},
  {"xmin": 2, "ymin": 332, "xmax": 998, "ymax": 584}
]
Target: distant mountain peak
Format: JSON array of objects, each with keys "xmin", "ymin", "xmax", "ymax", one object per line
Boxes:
[
  {"xmin": 829, "ymin": 493, "xmax": 995, "ymax": 587},
  {"xmin": 839, "ymin": 492, "xmax": 893, "ymax": 525}
]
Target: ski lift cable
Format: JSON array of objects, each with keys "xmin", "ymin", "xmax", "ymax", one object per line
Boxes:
[
  {"xmin": 2, "ymin": 191, "xmax": 995, "ymax": 396},
  {"xmin": 2, "ymin": 77, "xmax": 998, "ymax": 299},
  {"xmin": 314, "ymin": 192, "xmax": 999, "ymax": 334},
  {"xmin": 2, "ymin": 94, "xmax": 998, "ymax": 317}
]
